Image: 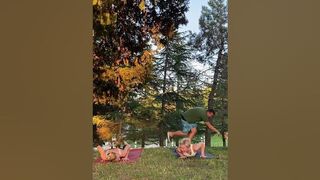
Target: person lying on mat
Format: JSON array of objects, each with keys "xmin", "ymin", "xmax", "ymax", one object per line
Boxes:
[
  {"xmin": 176, "ymin": 138, "xmax": 207, "ymax": 159},
  {"xmin": 167, "ymin": 107, "xmax": 221, "ymax": 141},
  {"xmin": 97, "ymin": 143, "xmax": 131, "ymax": 162}
]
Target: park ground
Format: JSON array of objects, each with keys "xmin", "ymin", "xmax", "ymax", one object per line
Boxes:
[{"xmin": 93, "ymin": 136, "xmax": 228, "ymax": 180}]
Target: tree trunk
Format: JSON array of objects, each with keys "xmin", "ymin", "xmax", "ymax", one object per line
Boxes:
[
  {"xmin": 175, "ymin": 75, "xmax": 182, "ymax": 147},
  {"xmin": 222, "ymin": 132, "xmax": 226, "ymax": 147},
  {"xmin": 176, "ymin": 75, "xmax": 183, "ymax": 111},
  {"xmin": 208, "ymin": 46, "xmax": 224, "ymax": 109},
  {"xmin": 222, "ymin": 97, "xmax": 227, "ymax": 148},
  {"xmin": 205, "ymin": 128, "xmax": 211, "ymax": 147},
  {"xmin": 141, "ymin": 132, "xmax": 145, "ymax": 148},
  {"xmin": 206, "ymin": 42, "xmax": 225, "ymax": 147},
  {"xmin": 159, "ymin": 55, "xmax": 169, "ymax": 147},
  {"xmin": 159, "ymin": 122, "xmax": 165, "ymax": 147},
  {"xmin": 161, "ymin": 56, "xmax": 168, "ymax": 113},
  {"xmin": 221, "ymin": 119, "xmax": 226, "ymax": 147}
]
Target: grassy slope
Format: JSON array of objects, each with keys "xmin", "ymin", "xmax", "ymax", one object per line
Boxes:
[{"xmin": 93, "ymin": 147, "xmax": 228, "ymax": 180}]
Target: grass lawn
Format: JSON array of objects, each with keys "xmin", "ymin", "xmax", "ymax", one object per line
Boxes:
[
  {"xmin": 211, "ymin": 135, "xmax": 228, "ymax": 147},
  {"xmin": 93, "ymin": 147, "xmax": 228, "ymax": 180}
]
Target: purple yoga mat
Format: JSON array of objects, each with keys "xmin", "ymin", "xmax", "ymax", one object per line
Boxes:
[{"xmin": 95, "ymin": 148, "xmax": 143, "ymax": 164}]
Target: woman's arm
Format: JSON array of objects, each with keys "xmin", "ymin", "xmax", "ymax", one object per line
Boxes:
[{"xmin": 176, "ymin": 148, "xmax": 187, "ymax": 159}]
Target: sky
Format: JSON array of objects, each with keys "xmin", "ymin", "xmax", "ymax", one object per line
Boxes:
[
  {"xmin": 178, "ymin": 0, "xmax": 214, "ymax": 81},
  {"xmin": 179, "ymin": 0, "xmax": 209, "ymax": 33}
]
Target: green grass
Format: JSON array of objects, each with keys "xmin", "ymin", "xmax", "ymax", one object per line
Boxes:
[
  {"xmin": 93, "ymin": 147, "xmax": 228, "ymax": 180},
  {"xmin": 211, "ymin": 135, "xmax": 228, "ymax": 147}
]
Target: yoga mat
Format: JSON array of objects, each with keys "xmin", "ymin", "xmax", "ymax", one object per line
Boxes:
[
  {"xmin": 172, "ymin": 148, "xmax": 214, "ymax": 159},
  {"xmin": 95, "ymin": 148, "xmax": 143, "ymax": 164}
]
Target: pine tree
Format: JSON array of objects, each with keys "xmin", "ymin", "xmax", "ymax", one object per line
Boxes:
[
  {"xmin": 193, "ymin": 0, "xmax": 228, "ymax": 147},
  {"xmin": 152, "ymin": 32, "xmax": 203, "ymax": 146}
]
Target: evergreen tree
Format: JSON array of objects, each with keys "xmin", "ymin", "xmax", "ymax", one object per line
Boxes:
[
  {"xmin": 152, "ymin": 32, "xmax": 203, "ymax": 146},
  {"xmin": 192, "ymin": 0, "xmax": 228, "ymax": 146}
]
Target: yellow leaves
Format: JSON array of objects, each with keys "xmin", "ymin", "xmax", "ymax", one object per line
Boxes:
[
  {"xmin": 92, "ymin": 116, "xmax": 103, "ymax": 125},
  {"xmin": 99, "ymin": 15, "xmax": 105, "ymax": 25},
  {"xmin": 98, "ymin": 12, "xmax": 117, "ymax": 26},
  {"xmin": 98, "ymin": 13, "xmax": 110, "ymax": 26},
  {"xmin": 93, "ymin": 0, "xmax": 102, "ymax": 6},
  {"xmin": 101, "ymin": 50, "xmax": 152, "ymax": 85},
  {"xmin": 139, "ymin": 0, "xmax": 145, "ymax": 11},
  {"xmin": 98, "ymin": 0, "xmax": 102, "ymax": 6},
  {"xmin": 118, "ymin": 67, "xmax": 133, "ymax": 81},
  {"xmin": 104, "ymin": 13, "xmax": 111, "ymax": 25},
  {"xmin": 93, "ymin": 0, "xmax": 118, "ymax": 26},
  {"xmin": 92, "ymin": 115, "xmax": 104, "ymax": 125},
  {"xmin": 102, "ymin": 67, "xmax": 116, "ymax": 80}
]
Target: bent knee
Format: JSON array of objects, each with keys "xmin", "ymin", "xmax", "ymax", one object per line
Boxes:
[{"xmin": 190, "ymin": 128, "xmax": 197, "ymax": 133}]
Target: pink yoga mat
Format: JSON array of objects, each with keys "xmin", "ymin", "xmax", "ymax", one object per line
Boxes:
[{"xmin": 95, "ymin": 148, "xmax": 143, "ymax": 164}]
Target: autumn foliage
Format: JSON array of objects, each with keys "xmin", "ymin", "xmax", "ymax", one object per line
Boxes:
[
  {"xmin": 92, "ymin": 0, "xmax": 189, "ymax": 145},
  {"xmin": 93, "ymin": 115, "xmax": 120, "ymax": 141},
  {"xmin": 93, "ymin": 0, "xmax": 189, "ymax": 109}
]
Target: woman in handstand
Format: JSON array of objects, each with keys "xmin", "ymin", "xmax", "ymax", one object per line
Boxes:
[
  {"xmin": 97, "ymin": 143, "xmax": 131, "ymax": 162},
  {"xmin": 176, "ymin": 138, "xmax": 207, "ymax": 159}
]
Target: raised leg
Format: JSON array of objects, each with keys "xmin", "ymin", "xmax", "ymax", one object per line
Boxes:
[
  {"xmin": 120, "ymin": 144, "xmax": 131, "ymax": 161},
  {"xmin": 192, "ymin": 142, "xmax": 206, "ymax": 158},
  {"xmin": 97, "ymin": 145, "xmax": 107, "ymax": 161},
  {"xmin": 167, "ymin": 131, "xmax": 188, "ymax": 139},
  {"xmin": 188, "ymin": 127, "xmax": 197, "ymax": 140}
]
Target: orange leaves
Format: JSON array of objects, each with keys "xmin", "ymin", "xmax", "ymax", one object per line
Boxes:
[
  {"xmin": 96, "ymin": 126, "xmax": 112, "ymax": 140},
  {"xmin": 93, "ymin": 116, "xmax": 120, "ymax": 141},
  {"xmin": 140, "ymin": 50, "xmax": 153, "ymax": 64},
  {"xmin": 93, "ymin": 116, "xmax": 112, "ymax": 140}
]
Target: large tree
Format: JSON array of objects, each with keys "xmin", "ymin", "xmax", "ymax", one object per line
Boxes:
[
  {"xmin": 152, "ymin": 32, "xmax": 203, "ymax": 146},
  {"xmin": 92, "ymin": 0, "xmax": 190, "ymax": 145},
  {"xmin": 193, "ymin": 0, "xmax": 228, "ymax": 146}
]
